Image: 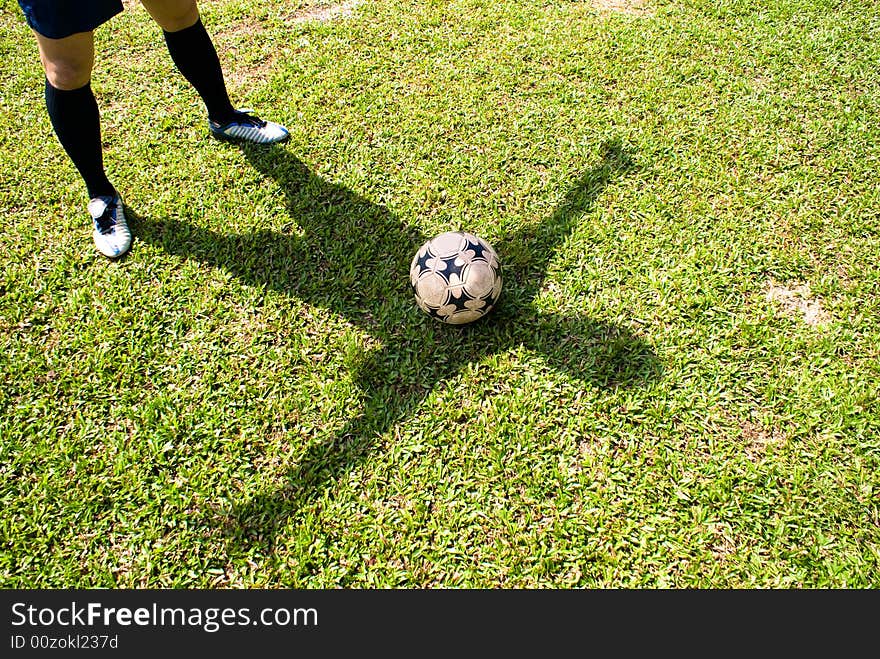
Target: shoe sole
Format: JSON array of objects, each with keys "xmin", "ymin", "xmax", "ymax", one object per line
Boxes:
[{"xmin": 210, "ymin": 128, "xmax": 290, "ymax": 145}]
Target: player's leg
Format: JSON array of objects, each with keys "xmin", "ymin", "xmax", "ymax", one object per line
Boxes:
[
  {"xmin": 36, "ymin": 31, "xmax": 114, "ymax": 199},
  {"xmin": 23, "ymin": 0, "xmax": 132, "ymax": 258},
  {"xmin": 141, "ymin": 0, "xmax": 289, "ymax": 144}
]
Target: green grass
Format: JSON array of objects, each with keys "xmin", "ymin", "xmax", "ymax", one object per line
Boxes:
[{"xmin": 1, "ymin": 0, "xmax": 878, "ymax": 587}]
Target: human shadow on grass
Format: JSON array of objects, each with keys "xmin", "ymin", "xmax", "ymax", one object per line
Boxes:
[{"xmin": 131, "ymin": 138, "xmax": 660, "ymax": 549}]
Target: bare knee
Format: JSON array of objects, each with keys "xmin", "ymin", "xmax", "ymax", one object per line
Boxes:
[
  {"xmin": 36, "ymin": 32, "xmax": 94, "ymax": 90},
  {"xmin": 140, "ymin": 0, "xmax": 200, "ymax": 32},
  {"xmin": 44, "ymin": 57, "xmax": 94, "ymax": 89}
]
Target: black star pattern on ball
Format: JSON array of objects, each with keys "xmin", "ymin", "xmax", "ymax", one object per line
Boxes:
[
  {"xmin": 447, "ymin": 292, "xmax": 473, "ymax": 312},
  {"xmin": 441, "ymin": 255, "xmax": 465, "ymax": 284},
  {"xmin": 466, "ymin": 239, "xmax": 490, "ymax": 261},
  {"xmin": 415, "ymin": 249, "xmax": 433, "ymax": 273}
]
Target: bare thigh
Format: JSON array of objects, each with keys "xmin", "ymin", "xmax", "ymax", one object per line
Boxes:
[
  {"xmin": 35, "ymin": 30, "xmax": 95, "ymax": 90},
  {"xmin": 139, "ymin": 0, "xmax": 200, "ymax": 32}
]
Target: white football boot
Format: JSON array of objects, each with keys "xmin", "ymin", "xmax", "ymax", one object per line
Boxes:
[
  {"xmin": 209, "ymin": 109, "xmax": 289, "ymax": 144},
  {"xmin": 88, "ymin": 194, "xmax": 132, "ymax": 259}
]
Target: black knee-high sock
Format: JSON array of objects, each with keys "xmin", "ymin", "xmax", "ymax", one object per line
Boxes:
[
  {"xmin": 163, "ymin": 18, "xmax": 236, "ymax": 124},
  {"xmin": 44, "ymin": 80, "xmax": 115, "ymax": 200}
]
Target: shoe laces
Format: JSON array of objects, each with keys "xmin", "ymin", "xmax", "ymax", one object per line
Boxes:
[
  {"xmin": 229, "ymin": 110, "xmax": 267, "ymax": 129},
  {"xmin": 93, "ymin": 200, "xmax": 117, "ymax": 235}
]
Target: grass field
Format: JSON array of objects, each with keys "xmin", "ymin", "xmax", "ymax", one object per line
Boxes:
[{"xmin": 1, "ymin": 0, "xmax": 878, "ymax": 587}]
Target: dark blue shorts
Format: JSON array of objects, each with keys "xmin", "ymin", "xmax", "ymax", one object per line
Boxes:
[{"xmin": 18, "ymin": 0, "xmax": 123, "ymax": 39}]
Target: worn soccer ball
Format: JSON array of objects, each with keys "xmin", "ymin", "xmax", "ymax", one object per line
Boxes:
[{"xmin": 409, "ymin": 230, "xmax": 502, "ymax": 325}]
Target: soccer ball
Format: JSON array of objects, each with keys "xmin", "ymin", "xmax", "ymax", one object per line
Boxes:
[{"xmin": 409, "ymin": 230, "xmax": 502, "ymax": 325}]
